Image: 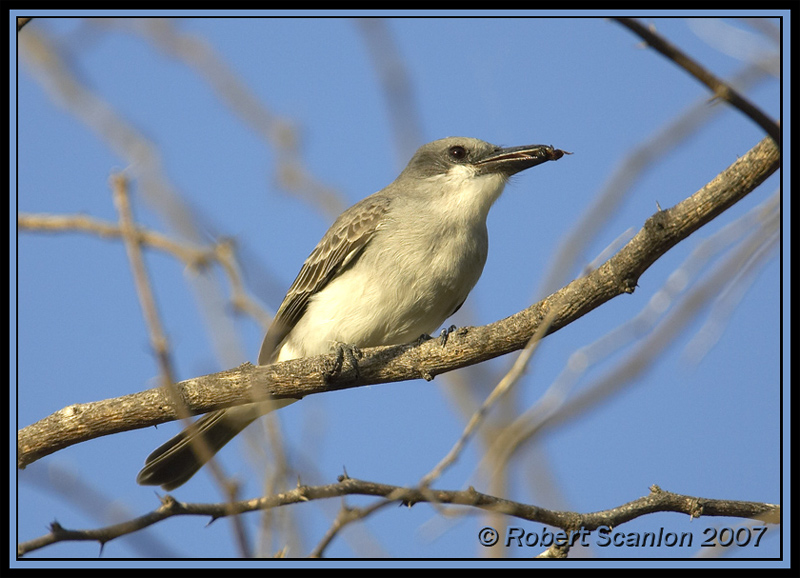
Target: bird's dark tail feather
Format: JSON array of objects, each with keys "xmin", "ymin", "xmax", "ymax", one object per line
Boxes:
[{"xmin": 136, "ymin": 400, "xmax": 296, "ymax": 490}]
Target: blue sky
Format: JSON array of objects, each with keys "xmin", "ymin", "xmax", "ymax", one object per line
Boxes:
[{"xmin": 13, "ymin": 12, "xmax": 787, "ymax": 566}]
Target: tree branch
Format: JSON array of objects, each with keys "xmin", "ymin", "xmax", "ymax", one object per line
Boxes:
[
  {"xmin": 17, "ymin": 212, "xmax": 273, "ymax": 327},
  {"xmin": 17, "ymin": 476, "xmax": 780, "ymax": 556},
  {"xmin": 613, "ymin": 18, "xmax": 781, "ymax": 146},
  {"xmin": 17, "ymin": 136, "xmax": 780, "ymax": 470}
]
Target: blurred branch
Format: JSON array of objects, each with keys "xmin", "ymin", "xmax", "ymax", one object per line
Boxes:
[
  {"xmin": 115, "ymin": 17, "xmax": 347, "ymax": 219},
  {"xmin": 18, "ymin": 212, "xmax": 272, "ymax": 327},
  {"xmin": 356, "ymin": 18, "xmax": 424, "ymax": 165},
  {"xmin": 681, "ymin": 191, "xmax": 779, "ymax": 364},
  {"xmin": 309, "ymin": 485, "xmax": 400, "ymax": 558},
  {"xmin": 111, "ymin": 174, "xmax": 254, "ymax": 556},
  {"xmin": 484, "ymin": 190, "xmax": 779, "ymax": 478},
  {"xmin": 739, "ymin": 17, "xmax": 781, "ymax": 45},
  {"xmin": 540, "ymin": 53, "xmax": 776, "ymax": 296},
  {"xmin": 20, "ymin": 463, "xmax": 180, "ymax": 557},
  {"xmin": 17, "ymin": 477, "xmax": 779, "ymax": 557},
  {"xmin": 18, "ymin": 136, "xmax": 779, "ymax": 469},
  {"xmin": 613, "ymin": 18, "xmax": 780, "ymax": 146},
  {"xmin": 19, "ymin": 23, "xmax": 254, "ymax": 368},
  {"xmin": 17, "ymin": 17, "xmax": 33, "ymax": 31},
  {"xmin": 419, "ymin": 296, "xmax": 561, "ymax": 489},
  {"xmin": 19, "ymin": 27, "xmax": 199, "ymax": 242},
  {"xmin": 111, "ymin": 174, "xmax": 178, "ymax": 394}
]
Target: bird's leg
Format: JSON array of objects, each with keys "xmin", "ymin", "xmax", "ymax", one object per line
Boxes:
[
  {"xmin": 416, "ymin": 324, "xmax": 459, "ymax": 347},
  {"xmin": 415, "ymin": 333, "xmax": 434, "ymax": 345},
  {"xmin": 438, "ymin": 325, "xmax": 458, "ymax": 347},
  {"xmin": 323, "ymin": 342, "xmax": 363, "ymax": 382}
]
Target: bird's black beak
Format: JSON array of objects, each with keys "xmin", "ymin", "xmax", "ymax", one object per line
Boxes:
[{"xmin": 475, "ymin": 144, "xmax": 569, "ymax": 176}]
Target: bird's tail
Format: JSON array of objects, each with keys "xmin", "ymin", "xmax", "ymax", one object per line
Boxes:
[{"xmin": 136, "ymin": 399, "xmax": 297, "ymax": 491}]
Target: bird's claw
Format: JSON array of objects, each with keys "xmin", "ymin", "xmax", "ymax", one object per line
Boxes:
[{"xmin": 324, "ymin": 342, "xmax": 362, "ymax": 382}]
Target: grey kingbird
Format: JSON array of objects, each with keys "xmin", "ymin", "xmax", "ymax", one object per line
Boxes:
[{"xmin": 137, "ymin": 136, "xmax": 566, "ymax": 490}]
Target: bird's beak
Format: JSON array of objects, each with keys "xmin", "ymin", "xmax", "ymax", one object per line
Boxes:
[{"xmin": 475, "ymin": 144, "xmax": 568, "ymax": 175}]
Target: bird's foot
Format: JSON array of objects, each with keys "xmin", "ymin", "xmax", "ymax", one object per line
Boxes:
[
  {"xmin": 416, "ymin": 325, "xmax": 459, "ymax": 347},
  {"xmin": 323, "ymin": 342, "xmax": 363, "ymax": 382},
  {"xmin": 438, "ymin": 325, "xmax": 458, "ymax": 347}
]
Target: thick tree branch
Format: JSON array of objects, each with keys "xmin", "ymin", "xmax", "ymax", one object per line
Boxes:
[{"xmin": 17, "ymin": 136, "xmax": 780, "ymax": 470}]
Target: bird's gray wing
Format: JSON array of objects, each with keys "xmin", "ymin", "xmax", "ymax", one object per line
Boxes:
[{"xmin": 258, "ymin": 194, "xmax": 391, "ymax": 364}]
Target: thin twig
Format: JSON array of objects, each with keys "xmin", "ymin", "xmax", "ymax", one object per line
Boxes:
[{"xmin": 613, "ymin": 18, "xmax": 780, "ymax": 146}]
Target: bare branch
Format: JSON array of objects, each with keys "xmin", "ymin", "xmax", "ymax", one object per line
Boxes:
[
  {"xmin": 613, "ymin": 18, "xmax": 780, "ymax": 146},
  {"xmin": 17, "ymin": 477, "xmax": 779, "ymax": 557},
  {"xmin": 18, "ymin": 212, "xmax": 273, "ymax": 330}
]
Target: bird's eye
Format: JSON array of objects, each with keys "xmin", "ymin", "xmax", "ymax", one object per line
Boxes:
[{"xmin": 448, "ymin": 145, "xmax": 468, "ymax": 161}]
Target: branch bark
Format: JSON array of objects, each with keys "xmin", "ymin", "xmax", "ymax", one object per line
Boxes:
[{"xmin": 17, "ymin": 136, "xmax": 780, "ymax": 470}]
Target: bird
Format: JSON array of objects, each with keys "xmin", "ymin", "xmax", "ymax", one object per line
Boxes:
[{"xmin": 136, "ymin": 136, "xmax": 566, "ymax": 490}]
